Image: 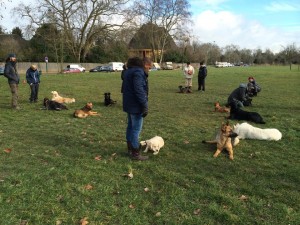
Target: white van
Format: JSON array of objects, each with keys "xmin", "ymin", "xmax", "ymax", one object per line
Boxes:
[
  {"xmin": 67, "ymin": 64, "xmax": 86, "ymax": 72},
  {"xmin": 108, "ymin": 62, "xmax": 124, "ymax": 72}
]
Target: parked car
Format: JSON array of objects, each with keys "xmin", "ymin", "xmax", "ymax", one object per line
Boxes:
[
  {"xmin": 99, "ymin": 65, "xmax": 113, "ymax": 72},
  {"xmin": 162, "ymin": 62, "xmax": 173, "ymax": 70},
  {"xmin": 89, "ymin": 66, "xmax": 103, "ymax": 72},
  {"xmin": 0, "ymin": 66, "xmax": 4, "ymax": 75},
  {"xmin": 62, "ymin": 68, "xmax": 81, "ymax": 73},
  {"xmin": 108, "ymin": 62, "xmax": 124, "ymax": 71},
  {"xmin": 66, "ymin": 64, "xmax": 86, "ymax": 72}
]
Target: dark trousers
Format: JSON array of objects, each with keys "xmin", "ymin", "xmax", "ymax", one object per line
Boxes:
[
  {"xmin": 29, "ymin": 83, "xmax": 39, "ymax": 102},
  {"xmin": 198, "ymin": 77, "xmax": 205, "ymax": 91}
]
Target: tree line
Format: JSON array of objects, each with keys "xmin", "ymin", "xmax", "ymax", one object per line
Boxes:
[{"xmin": 0, "ymin": 0, "xmax": 299, "ymax": 67}]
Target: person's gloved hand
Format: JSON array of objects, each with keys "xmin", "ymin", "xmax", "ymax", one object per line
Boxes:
[{"xmin": 142, "ymin": 107, "xmax": 148, "ymax": 118}]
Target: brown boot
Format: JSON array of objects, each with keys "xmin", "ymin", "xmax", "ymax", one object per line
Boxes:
[
  {"xmin": 127, "ymin": 141, "xmax": 132, "ymax": 155},
  {"xmin": 131, "ymin": 146, "xmax": 148, "ymax": 161}
]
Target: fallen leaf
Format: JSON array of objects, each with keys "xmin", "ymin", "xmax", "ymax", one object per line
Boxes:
[
  {"xmin": 239, "ymin": 195, "xmax": 248, "ymax": 201},
  {"xmin": 144, "ymin": 187, "xmax": 150, "ymax": 192},
  {"xmin": 184, "ymin": 140, "xmax": 190, "ymax": 144},
  {"xmin": 193, "ymin": 208, "xmax": 201, "ymax": 215},
  {"xmin": 94, "ymin": 155, "xmax": 102, "ymax": 160},
  {"xmin": 109, "ymin": 153, "xmax": 117, "ymax": 161},
  {"xmin": 56, "ymin": 220, "xmax": 62, "ymax": 225},
  {"xmin": 123, "ymin": 166, "xmax": 133, "ymax": 179},
  {"xmin": 155, "ymin": 212, "xmax": 161, "ymax": 217},
  {"xmin": 80, "ymin": 217, "xmax": 89, "ymax": 225},
  {"xmin": 4, "ymin": 148, "xmax": 12, "ymax": 153},
  {"xmin": 129, "ymin": 204, "xmax": 135, "ymax": 209},
  {"xmin": 84, "ymin": 184, "xmax": 93, "ymax": 190},
  {"xmin": 20, "ymin": 220, "xmax": 28, "ymax": 225}
]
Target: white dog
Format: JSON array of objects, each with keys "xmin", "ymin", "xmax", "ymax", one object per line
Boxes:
[
  {"xmin": 140, "ymin": 136, "xmax": 164, "ymax": 155},
  {"xmin": 233, "ymin": 122, "xmax": 282, "ymax": 141},
  {"xmin": 51, "ymin": 91, "xmax": 75, "ymax": 104}
]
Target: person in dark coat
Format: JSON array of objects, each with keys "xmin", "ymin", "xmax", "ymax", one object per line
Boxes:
[
  {"xmin": 247, "ymin": 76, "xmax": 261, "ymax": 97},
  {"xmin": 227, "ymin": 83, "xmax": 251, "ymax": 108},
  {"xmin": 198, "ymin": 61, "xmax": 207, "ymax": 91},
  {"xmin": 4, "ymin": 53, "xmax": 20, "ymax": 110},
  {"xmin": 26, "ymin": 64, "xmax": 41, "ymax": 103},
  {"xmin": 122, "ymin": 57, "xmax": 152, "ymax": 160}
]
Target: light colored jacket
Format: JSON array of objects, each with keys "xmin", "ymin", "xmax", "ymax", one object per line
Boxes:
[{"xmin": 184, "ymin": 65, "xmax": 195, "ymax": 78}]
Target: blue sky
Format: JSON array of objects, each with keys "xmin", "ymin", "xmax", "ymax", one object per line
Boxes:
[
  {"xmin": 1, "ymin": 0, "xmax": 299, "ymax": 53},
  {"xmin": 189, "ymin": 0, "xmax": 300, "ymax": 52}
]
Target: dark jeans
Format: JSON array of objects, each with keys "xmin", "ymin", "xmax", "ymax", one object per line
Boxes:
[
  {"xmin": 29, "ymin": 83, "xmax": 39, "ymax": 102},
  {"xmin": 198, "ymin": 77, "xmax": 206, "ymax": 91},
  {"xmin": 126, "ymin": 113, "xmax": 144, "ymax": 149}
]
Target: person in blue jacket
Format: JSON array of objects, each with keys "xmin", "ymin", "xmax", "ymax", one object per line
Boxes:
[
  {"xmin": 26, "ymin": 64, "xmax": 41, "ymax": 103},
  {"xmin": 122, "ymin": 57, "xmax": 152, "ymax": 160}
]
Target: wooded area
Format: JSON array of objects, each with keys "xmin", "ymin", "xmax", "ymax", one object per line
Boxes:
[{"xmin": 0, "ymin": 0, "xmax": 299, "ymax": 66}]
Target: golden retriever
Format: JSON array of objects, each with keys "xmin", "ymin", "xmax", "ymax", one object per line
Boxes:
[
  {"xmin": 214, "ymin": 102, "xmax": 230, "ymax": 113},
  {"xmin": 73, "ymin": 102, "xmax": 99, "ymax": 118},
  {"xmin": 202, "ymin": 122, "xmax": 239, "ymax": 160},
  {"xmin": 51, "ymin": 91, "xmax": 75, "ymax": 104}
]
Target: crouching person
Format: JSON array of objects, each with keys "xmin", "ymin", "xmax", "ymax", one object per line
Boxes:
[{"xmin": 122, "ymin": 57, "xmax": 152, "ymax": 160}]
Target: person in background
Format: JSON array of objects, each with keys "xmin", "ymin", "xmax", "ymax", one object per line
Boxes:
[
  {"xmin": 227, "ymin": 83, "xmax": 251, "ymax": 108},
  {"xmin": 4, "ymin": 53, "xmax": 20, "ymax": 110},
  {"xmin": 198, "ymin": 61, "xmax": 207, "ymax": 91},
  {"xmin": 26, "ymin": 64, "xmax": 41, "ymax": 103},
  {"xmin": 122, "ymin": 57, "xmax": 152, "ymax": 161},
  {"xmin": 247, "ymin": 76, "xmax": 261, "ymax": 97},
  {"xmin": 183, "ymin": 62, "xmax": 195, "ymax": 93},
  {"xmin": 120, "ymin": 64, "xmax": 127, "ymax": 93}
]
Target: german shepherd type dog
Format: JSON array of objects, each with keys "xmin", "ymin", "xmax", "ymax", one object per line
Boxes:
[
  {"xmin": 43, "ymin": 98, "xmax": 68, "ymax": 110},
  {"xmin": 228, "ymin": 104, "xmax": 265, "ymax": 124},
  {"xmin": 214, "ymin": 102, "xmax": 230, "ymax": 113},
  {"xmin": 202, "ymin": 122, "xmax": 239, "ymax": 160},
  {"xmin": 104, "ymin": 92, "xmax": 117, "ymax": 106},
  {"xmin": 73, "ymin": 102, "xmax": 99, "ymax": 118}
]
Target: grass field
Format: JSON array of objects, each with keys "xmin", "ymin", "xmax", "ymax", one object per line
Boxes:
[{"xmin": 0, "ymin": 65, "xmax": 299, "ymax": 225}]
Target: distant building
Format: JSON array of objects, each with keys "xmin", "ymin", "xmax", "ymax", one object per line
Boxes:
[{"xmin": 128, "ymin": 23, "xmax": 177, "ymax": 62}]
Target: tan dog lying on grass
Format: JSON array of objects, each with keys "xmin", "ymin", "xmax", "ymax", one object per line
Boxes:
[
  {"xmin": 214, "ymin": 102, "xmax": 230, "ymax": 113},
  {"xmin": 202, "ymin": 122, "xmax": 239, "ymax": 160},
  {"xmin": 51, "ymin": 91, "xmax": 75, "ymax": 104},
  {"xmin": 73, "ymin": 102, "xmax": 99, "ymax": 118}
]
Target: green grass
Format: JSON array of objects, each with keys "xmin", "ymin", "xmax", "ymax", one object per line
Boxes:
[{"xmin": 0, "ymin": 65, "xmax": 299, "ymax": 225}]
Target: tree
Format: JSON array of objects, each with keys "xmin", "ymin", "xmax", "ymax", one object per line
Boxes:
[
  {"xmin": 280, "ymin": 43, "xmax": 299, "ymax": 70},
  {"xmin": 14, "ymin": 0, "xmax": 130, "ymax": 62},
  {"xmin": 132, "ymin": 0, "xmax": 192, "ymax": 63},
  {"xmin": 12, "ymin": 27, "xmax": 23, "ymax": 38}
]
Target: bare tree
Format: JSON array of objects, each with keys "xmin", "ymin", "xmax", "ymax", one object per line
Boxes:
[
  {"xmin": 132, "ymin": 0, "xmax": 192, "ymax": 63},
  {"xmin": 14, "ymin": 0, "xmax": 130, "ymax": 62}
]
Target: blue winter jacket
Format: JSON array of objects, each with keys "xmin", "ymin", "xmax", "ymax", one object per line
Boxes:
[
  {"xmin": 26, "ymin": 68, "xmax": 40, "ymax": 84},
  {"xmin": 122, "ymin": 67, "xmax": 148, "ymax": 114}
]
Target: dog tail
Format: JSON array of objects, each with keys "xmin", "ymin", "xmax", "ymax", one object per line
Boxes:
[{"xmin": 202, "ymin": 140, "xmax": 217, "ymax": 144}]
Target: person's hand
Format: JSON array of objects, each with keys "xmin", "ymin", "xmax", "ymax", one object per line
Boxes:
[{"xmin": 142, "ymin": 107, "xmax": 148, "ymax": 118}]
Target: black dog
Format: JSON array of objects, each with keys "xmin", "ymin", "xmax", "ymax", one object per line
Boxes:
[
  {"xmin": 228, "ymin": 104, "xmax": 265, "ymax": 124},
  {"xmin": 178, "ymin": 85, "xmax": 187, "ymax": 93},
  {"xmin": 104, "ymin": 92, "xmax": 116, "ymax": 106},
  {"xmin": 243, "ymin": 98, "xmax": 252, "ymax": 106},
  {"xmin": 43, "ymin": 98, "xmax": 68, "ymax": 110}
]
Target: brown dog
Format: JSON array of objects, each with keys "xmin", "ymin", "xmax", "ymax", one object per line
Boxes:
[
  {"xmin": 202, "ymin": 122, "xmax": 238, "ymax": 160},
  {"xmin": 214, "ymin": 102, "xmax": 230, "ymax": 113},
  {"xmin": 73, "ymin": 102, "xmax": 99, "ymax": 118}
]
